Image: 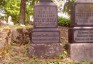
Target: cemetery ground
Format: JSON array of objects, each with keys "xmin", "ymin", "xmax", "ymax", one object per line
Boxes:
[{"xmin": 0, "ymin": 25, "xmax": 91, "ymax": 64}]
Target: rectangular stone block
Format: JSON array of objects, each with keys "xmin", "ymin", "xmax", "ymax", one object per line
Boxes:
[
  {"xmin": 32, "ymin": 28, "xmax": 60, "ymax": 43},
  {"xmin": 34, "ymin": 3, "xmax": 57, "ymax": 28},
  {"xmin": 71, "ymin": 3, "xmax": 93, "ymax": 27},
  {"xmin": 29, "ymin": 43, "xmax": 63, "ymax": 58},
  {"xmin": 68, "ymin": 27, "xmax": 93, "ymax": 43},
  {"xmin": 70, "ymin": 43, "xmax": 93, "ymax": 62}
]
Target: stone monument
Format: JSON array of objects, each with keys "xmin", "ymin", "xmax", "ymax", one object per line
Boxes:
[
  {"xmin": 69, "ymin": 0, "xmax": 93, "ymax": 62},
  {"xmin": 29, "ymin": 0, "xmax": 63, "ymax": 58}
]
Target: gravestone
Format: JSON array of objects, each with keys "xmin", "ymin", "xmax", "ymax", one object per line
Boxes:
[
  {"xmin": 29, "ymin": 0, "xmax": 63, "ymax": 58},
  {"xmin": 69, "ymin": 0, "xmax": 93, "ymax": 62},
  {"xmin": 71, "ymin": 3, "xmax": 93, "ymax": 27}
]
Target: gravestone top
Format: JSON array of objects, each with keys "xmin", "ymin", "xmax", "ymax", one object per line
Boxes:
[
  {"xmin": 71, "ymin": 3, "xmax": 93, "ymax": 27},
  {"xmin": 39, "ymin": 0, "xmax": 52, "ymax": 2},
  {"xmin": 34, "ymin": 3, "xmax": 57, "ymax": 28}
]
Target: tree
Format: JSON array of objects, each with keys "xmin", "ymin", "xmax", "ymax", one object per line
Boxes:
[
  {"xmin": 19, "ymin": 0, "xmax": 26, "ymax": 24},
  {"xmin": 63, "ymin": 0, "xmax": 75, "ymax": 15}
]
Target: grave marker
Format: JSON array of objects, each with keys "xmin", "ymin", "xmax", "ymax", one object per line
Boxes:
[
  {"xmin": 69, "ymin": 0, "xmax": 93, "ymax": 62},
  {"xmin": 29, "ymin": 0, "xmax": 63, "ymax": 58}
]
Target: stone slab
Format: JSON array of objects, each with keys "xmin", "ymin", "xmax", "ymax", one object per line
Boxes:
[
  {"xmin": 28, "ymin": 43, "xmax": 63, "ymax": 58},
  {"xmin": 69, "ymin": 28, "xmax": 93, "ymax": 43},
  {"xmin": 70, "ymin": 43, "xmax": 93, "ymax": 62},
  {"xmin": 71, "ymin": 3, "xmax": 93, "ymax": 27},
  {"xmin": 34, "ymin": 3, "xmax": 57, "ymax": 28},
  {"xmin": 32, "ymin": 28, "xmax": 60, "ymax": 43}
]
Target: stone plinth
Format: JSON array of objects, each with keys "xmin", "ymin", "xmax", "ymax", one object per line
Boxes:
[
  {"xmin": 70, "ymin": 43, "xmax": 93, "ymax": 62},
  {"xmin": 32, "ymin": 28, "xmax": 60, "ymax": 43},
  {"xmin": 68, "ymin": 28, "xmax": 93, "ymax": 43},
  {"xmin": 29, "ymin": 43, "xmax": 63, "ymax": 58}
]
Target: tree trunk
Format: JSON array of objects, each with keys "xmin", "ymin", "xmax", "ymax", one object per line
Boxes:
[{"xmin": 19, "ymin": 0, "xmax": 26, "ymax": 24}]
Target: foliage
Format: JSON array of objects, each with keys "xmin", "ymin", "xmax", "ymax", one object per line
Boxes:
[
  {"xmin": 0, "ymin": 0, "xmax": 38, "ymax": 24},
  {"xmin": 58, "ymin": 17, "xmax": 70, "ymax": 26},
  {"xmin": 4, "ymin": 0, "xmax": 20, "ymax": 23},
  {"xmin": 63, "ymin": 0, "xmax": 75, "ymax": 15}
]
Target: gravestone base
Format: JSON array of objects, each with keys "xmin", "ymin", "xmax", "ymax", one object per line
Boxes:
[
  {"xmin": 70, "ymin": 43, "xmax": 93, "ymax": 62},
  {"xmin": 32, "ymin": 28, "xmax": 60, "ymax": 44},
  {"xmin": 28, "ymin": 43, "xmax": 63, "ymax": 58}
]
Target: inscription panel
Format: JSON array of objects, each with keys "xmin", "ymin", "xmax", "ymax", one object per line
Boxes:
[
  {"xmin": 74, "ymin": 3, "xmax": 93, "ymax": 26},
  {"xmin": 69, "ymin": 29, "xmax": 93, "ymax": 43},
  {"xmin": 32, "ymin": 31, "xmax": 60, "ymax": 43},
  {"xmin": 34, "ymin": 5, "xmax": 57, "ymax": 27}
]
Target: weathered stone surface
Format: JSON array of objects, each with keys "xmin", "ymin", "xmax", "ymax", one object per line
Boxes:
[
  {"xmin": 70, "ymin": 43, "xmax": 93, "ymax": 62},
  {"xmin": 34, "ymin": 3, "xmax": 57, "ymax": 28},
  {"xmin": 11, "ymin": 28, "xmax": 32, "ymax": 44},
  {"xmin": 29, "ymin": 43, "xmax": 63, "ymax": 58},
  {"xmin": 71, "ymin": 3, "xmax": 93, "ymax": 27},
  {"xmin": 68, "ymin": 28, "xmax": 93, "ymax": 43},
  {"xmin": 32, "ymin": 28, "xmax": 60, "ymax": 43}
]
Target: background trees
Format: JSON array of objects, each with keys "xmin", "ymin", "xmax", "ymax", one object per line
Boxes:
[{"xmin": 0, "ymin": 0, "xmax": 75, "ymax": 24}]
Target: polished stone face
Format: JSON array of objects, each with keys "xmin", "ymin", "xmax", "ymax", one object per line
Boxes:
[
  {"xmin": 71, "ymin": 3, "xmax": 93, "ymax": 27},
  {"xmin": 69, "ymin": 28, "xmax": 93, "ymax": 43},
  {"xmin": 39, "ymin": 0, "xmax": 51, "ymax": 2}
]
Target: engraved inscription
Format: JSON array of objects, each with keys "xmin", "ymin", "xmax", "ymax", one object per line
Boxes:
[
  {"xmin": 34, "ymin": 6, "xmax": 57, "ymax": 27},
  {"xmin": 75, "ymin": 4, "xmax": 93, "ymax": 25},
  {"xmin": 74, "ymin": 30, "xmax": 93, "ymax": 42},
  {"xmin": 32, "ymin": 32, "xmax": 59, "ymax": 43}
]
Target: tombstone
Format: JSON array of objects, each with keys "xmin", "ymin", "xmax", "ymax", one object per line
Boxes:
[
  {"xmin": 0, "ymin": 19, "xmax": 7, "ymax": 26},
  {"xmin": 69, "ymin": 0, "xmax": 93, "ymax": 62},
  {"xmin": 29, "ymin": 15, "xmax": 34, "ymax": 25},
  {"xmin": 29, "ymin": 0, "xmax": 63, "ymax": 58},
  {"xmin": 8, "ymin": 16, "xmax": 14, "ymax": 26},
  {"xmin": 71, "ymin": 3, "xmax": 93, "ymax": 27}
]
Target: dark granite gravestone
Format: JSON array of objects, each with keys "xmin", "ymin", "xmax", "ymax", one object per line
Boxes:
[
  {"xmin": 29, "ymin": 0, "xmax": 63, "ymax": 58},
  {"xmin": 71, "ymin": 3, "xmax": 93, "ymax": 27},
  {"xmin": 69, "ymin": 0, "xmax": 93, "ymax": 62},
  {"xmin": 32, "ymin": 0, "xmax": 60, "ymax": 43},
  {"xmin": 69, "ymin": 28, "xmax": 93, "ymax": 43}
]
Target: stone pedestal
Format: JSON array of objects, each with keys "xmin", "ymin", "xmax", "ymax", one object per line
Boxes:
[
  {"xmin": 70, "ymin": 43, "xmax": 93, "ymax": 62},
  {"xmin": 29, "ymin": 43, "xmax": 63, "ymax": 58}
]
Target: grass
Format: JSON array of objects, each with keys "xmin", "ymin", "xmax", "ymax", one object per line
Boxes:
[{"xmin": 0, "ymin": 26, "xmax": 92, "ymax": 64}]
